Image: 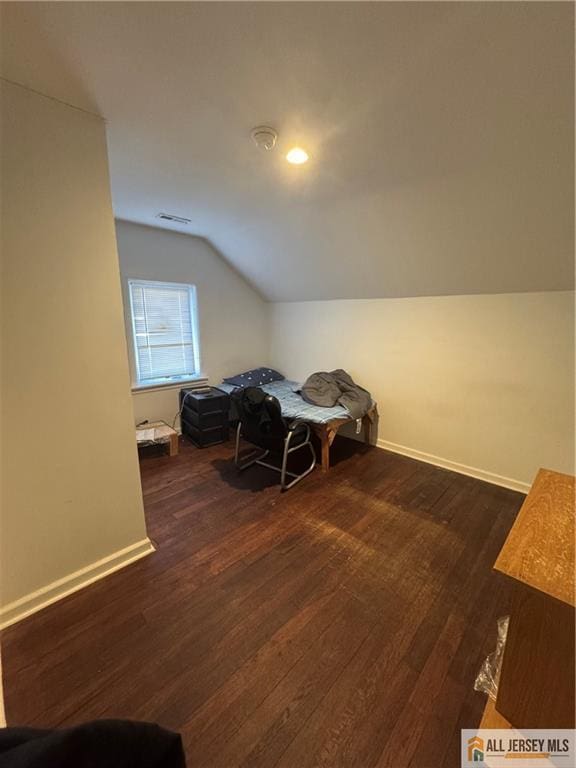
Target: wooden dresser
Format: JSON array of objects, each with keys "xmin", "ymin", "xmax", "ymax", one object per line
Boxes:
[{"xmin": 481, "ymin": 468, "xmax": 575, "ymax": 729}]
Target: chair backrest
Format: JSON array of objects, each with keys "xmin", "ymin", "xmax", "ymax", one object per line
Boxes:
[{"xmin": 232, "ymin": 387, "xmax": 288, "ymax": 451}]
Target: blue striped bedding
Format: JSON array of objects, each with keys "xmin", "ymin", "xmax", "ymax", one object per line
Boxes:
[{"xmin": 218, "ymin": 379, "xmax": 351, "ymax": 425}]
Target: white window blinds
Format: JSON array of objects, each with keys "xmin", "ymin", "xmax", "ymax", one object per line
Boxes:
[{"xmin": 128, "ymin": 280, "xmax": 200, "ymax": 385}]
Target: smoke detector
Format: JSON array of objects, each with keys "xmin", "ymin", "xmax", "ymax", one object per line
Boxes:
[{"xmin": 251, "ymin": 126, "xmax": 278, "ymax": 151}]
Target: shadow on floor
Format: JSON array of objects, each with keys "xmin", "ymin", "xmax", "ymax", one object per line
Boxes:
[
  {"xmin": 324, "ymin": 435, "xmax": 374, "ymax": 468},
  {"xmin": 211, "ymin": 435, "xmax": 377, "ymax": 492},
  {"xmin": 211, "ymin": 452, "xmax": 282, "ymax": 492}
]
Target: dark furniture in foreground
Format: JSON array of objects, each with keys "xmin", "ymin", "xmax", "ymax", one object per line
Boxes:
[
  {"xmin": 179, "ymin": 387, "xmax": 229, "ymax": 447},
  {"xmin": 0, "ymin": 720, "xmax": 185, "ymax": 768},
  {"xmin": 232, "ymin": 387, "xmax": 316, "ymax": 490}
]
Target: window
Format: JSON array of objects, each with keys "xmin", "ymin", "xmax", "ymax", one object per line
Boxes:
[{"xmin": 128, "ymin": 280, "xmax": 201, "ymax": 387}]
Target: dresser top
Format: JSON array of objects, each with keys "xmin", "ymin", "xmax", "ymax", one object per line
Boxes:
[{"xmin": 494, "ymin": 468, "xmax": 575, "ymax": 606}]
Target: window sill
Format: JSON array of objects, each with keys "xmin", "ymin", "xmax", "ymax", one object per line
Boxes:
[{"xmin": 131, "ymin": 376, "xmax": 208, "ymax": 395}]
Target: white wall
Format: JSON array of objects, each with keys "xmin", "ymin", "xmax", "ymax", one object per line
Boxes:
[
  {"xmin": 0, "ymin": 81, "xmax": 150, "ymax": 625},
  {"xmin": 115, "ymin": 220, "xmax": 269, "ymax": 427},
  {"xmin": 270, "ymin": 292, "xmax": 575, "ymax": 491}
]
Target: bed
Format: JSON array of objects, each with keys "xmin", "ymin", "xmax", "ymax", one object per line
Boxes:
[{"xmin": 219, "ymin": 378, "xmax": 378, "ymax": 472}]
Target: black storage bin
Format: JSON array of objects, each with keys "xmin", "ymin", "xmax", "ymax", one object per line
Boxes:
[
  {"xmin": 181, "ymin": 404, "xmax": 224, "ymax": 430},
  {"xmin": 180, "ymin": 387, "xmax": 230, "ymax": 447}
]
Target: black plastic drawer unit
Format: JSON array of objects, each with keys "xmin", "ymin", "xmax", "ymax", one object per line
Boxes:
[{"xmin": 179, "ymin": 387, "xmax": 230, "ymax": 448}]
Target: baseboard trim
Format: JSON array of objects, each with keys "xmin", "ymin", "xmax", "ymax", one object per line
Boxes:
[
  {"xmin": 0, "ymin": 538, "xmax": 155, "ymax": 630},
  {"xmin": 376, "ymin": 439, "xmax": 530, "ymax": 494}
]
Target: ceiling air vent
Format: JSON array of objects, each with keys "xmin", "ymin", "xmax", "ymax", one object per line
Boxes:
[{"xmin": 156, "ymin": 213, "xmax": 191, "ymax": 225}]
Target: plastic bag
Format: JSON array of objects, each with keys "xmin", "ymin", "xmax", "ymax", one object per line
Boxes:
[{"xmin": 474, "ymin": 615, "xmax": 509, "ymax": 701}]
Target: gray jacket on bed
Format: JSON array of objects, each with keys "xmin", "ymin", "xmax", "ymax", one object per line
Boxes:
[{"xmin": 300, "ymin": 369, "xmax": 372, "ymax": 420}]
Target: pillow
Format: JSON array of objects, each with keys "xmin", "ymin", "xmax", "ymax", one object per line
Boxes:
[{"xmin": 223, "ymin": 368, "xmax": 284, "ymax": 387}]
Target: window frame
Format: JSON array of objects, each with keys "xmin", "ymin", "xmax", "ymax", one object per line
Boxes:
[{"xmin": 127, "ymin": 278, "xmax": 202, "ymax": 390}]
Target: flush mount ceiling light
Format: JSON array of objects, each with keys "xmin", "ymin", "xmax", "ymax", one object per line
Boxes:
[
  {"xmin": 286, "ymin": 147, "xmax": 309, "ymax": 165},
  {"xmin": 251, "ymin": 126, "xmax": 278, "ymax": 151}
]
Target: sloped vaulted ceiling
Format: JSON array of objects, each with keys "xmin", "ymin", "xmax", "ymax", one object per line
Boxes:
[{"xmin": 1, "ymin": 2, "xmax": 573, "ymax": 301}]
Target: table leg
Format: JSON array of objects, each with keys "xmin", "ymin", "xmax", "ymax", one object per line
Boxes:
[
  {"xmin": 364, "ymin": 405, "xmax": 378, "ymax": 446},
  {"xmin": 169, "ymin": 432, "xmax": 179, "ymax": 456},
  {"xmin": 363, "ymin": 414, "xmax": 371, "ymax": 444},
  {"xmin": 320, "ymin": 432, "xmax": 330, "ymax": 472}
]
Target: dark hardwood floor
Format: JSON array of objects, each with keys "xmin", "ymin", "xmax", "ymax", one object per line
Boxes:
[{"xmin": 2, "ymin": 436, "xmax": 523, "ymax": 767}]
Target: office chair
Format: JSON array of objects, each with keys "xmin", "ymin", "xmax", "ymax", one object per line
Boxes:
[{"xmin": 232, "ymin": 387, "xmax": 316, "ymax": 491}]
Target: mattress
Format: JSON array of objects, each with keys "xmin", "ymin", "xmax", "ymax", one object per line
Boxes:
[{"xmin": 218, "ymin": 379, "xmax": 351, "ymax": 425}]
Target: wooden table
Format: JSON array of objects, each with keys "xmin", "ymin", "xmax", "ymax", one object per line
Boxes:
[
  {"xmin": 480, "ymin": 697, "xmax": 511, "ymax": 729},
  {"xmin": 483, "ymin": 468, "xmax": 575, "ymax": 728},
  {"xmin": 136, "ymin": 421, "xmax": 179, "ymax": 457},
  {"xmin": 311, "ymin": 404, "xmax": 378, "ymax": 472}
]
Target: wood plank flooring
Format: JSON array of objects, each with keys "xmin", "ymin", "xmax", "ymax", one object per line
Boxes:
[{"xmin": 1, "ymin": 437, "xmax": 524, "ymax": 767}]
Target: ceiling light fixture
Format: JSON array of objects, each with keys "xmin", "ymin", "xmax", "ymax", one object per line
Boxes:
[
  {"xmin": 286, "ymin": 147, "xmax": 309, "ymax": 165},
  {"xmin": 251, "ymin": 126, "xmax": 278, "ymax": 151}
]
